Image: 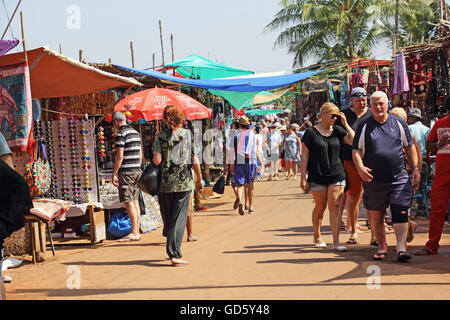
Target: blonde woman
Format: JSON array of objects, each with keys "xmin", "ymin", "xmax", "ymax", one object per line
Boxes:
[{"xmin": 300, "ymin": 102, "xmax": 355, "ymax": 251}]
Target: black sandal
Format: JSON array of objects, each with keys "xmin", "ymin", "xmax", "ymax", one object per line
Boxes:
[
  {"xmin": 397, "ymin": 251, "xmax": 411, "ymax": 262},
  {"xmin": 370, "ymin": 241, "xmax": 378, "ymax": 246},
  {"xmin": 347, "ymin": 238, "xmax": 357, "ymax": 244}
]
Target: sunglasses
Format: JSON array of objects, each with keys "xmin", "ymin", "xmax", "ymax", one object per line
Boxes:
[
  {"xmin": 331, "ymin": 114, "xmax": 340, "ymax": 120},
  {"xmin": 351, "ymin": 92, "xmax": 368, "ymax": 98}
]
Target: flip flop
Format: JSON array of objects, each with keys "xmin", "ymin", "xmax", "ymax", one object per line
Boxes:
[
  {"xmin": 346, "ymin": 238, "xmax": 357, "ymax": 245},
  {"xmin": 373, "ymin": 251, "xmax": 387, "ymax": 260},
  {"xmin": 414, "ymin": 248, "xmax": 434, "ymax": 256},
  {"xmin": 370, "ymin": 241, "xmax": 378, "ymax": 246},
  {"xmin": 118, "ymin": 234, "xmax": 141, "ymax": 242}
]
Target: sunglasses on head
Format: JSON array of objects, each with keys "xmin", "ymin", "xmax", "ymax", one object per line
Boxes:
[{"xmin": 351, "ymin": 92, "xmax": 368, "ymax": 98}]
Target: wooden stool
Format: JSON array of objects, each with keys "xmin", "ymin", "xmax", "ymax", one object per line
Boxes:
[{"xmin": 24, "ymin": 215, "xmax": 56, "ymax": 264}]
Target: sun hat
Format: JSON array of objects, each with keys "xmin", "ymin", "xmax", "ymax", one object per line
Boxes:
[{"xmin": 238, "ymin": 115, "xmax": 251, "ymax": 126}]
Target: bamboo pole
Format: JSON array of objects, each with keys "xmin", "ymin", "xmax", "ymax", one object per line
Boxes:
[
  {"xmin": 171, "ymin": 33, "xmax": 175, "ymax": 76},
  {"xmin": 20, "ymin": 11, "xmax": 27, "ymax": 64},
  {"xmin": 159, "ymin": 20, "xmax": 165, "ymax": 68},
  {"xmin": 130, "ymin": 41, "xmax": 135, "ymax": 68},
  {"xmin": 1, "ymin": 0, "xmax": 22, "ymax": 40}
]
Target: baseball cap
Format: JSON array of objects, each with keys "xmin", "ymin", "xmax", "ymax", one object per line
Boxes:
[
  {"xmin": 351, "ymin": 87, "xmax": 368, "ymax": 97},
  {"xmin": 407, "ymin": 107, "xmax": 422, "ymax": 119}
]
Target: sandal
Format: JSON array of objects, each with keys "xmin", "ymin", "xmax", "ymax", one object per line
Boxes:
[
  {"xmin": 373, "ymin": 251, "xmax": 387, "ymax": 260},
  {"xmin": 414, "ymin": 248, "xmax": 434, "ymax": 256},
  {"xmin": 248, "ymin": 209, "xmax": 255, "ymax": 214},
  {"xmin": 397, "ymin": 251, "xmax": 411, "ymax": 262},
  {"xmin": 346, "ymin": 238, "xmax": 357, "ymax": 245},
  {"xmin": 370, "ymin": 241, "xmax": 378, "ymax": 246}
]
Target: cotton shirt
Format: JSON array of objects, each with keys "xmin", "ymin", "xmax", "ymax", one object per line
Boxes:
[
  {"xmin": 408, "ymin": 121, "xmax": 430, "ymax": 158},
  {"xmin": 302, "ymin": 126, "xmax": 347, "ymax": 185},
  {"xmin": 0, "ymin": 132, "xmax": 11, "ymax": 157},
  {"xmin": 114, "ymin": 125, "xmax": 142, "ymax": 172},
  {"xmin": 268, "ymin": 130, "xmax": 283, "ymax": 154},
  {"xmin": 228, "ymin": 129, "xmax": 257, "ymax": 165},
  {"xmin": 153, "ymin": 126, "xmax": 195, "ymax": 193},
  {"xmin": 336, "ymin": 108, "xmax": 372, "ymax": 161},
  {"xmin": 427, "ymin": 115, "xmax": 450, "ymax": 175},
  {"xmin": 353, "ymin": 115, "xmax": 413, "ymax": 183}
]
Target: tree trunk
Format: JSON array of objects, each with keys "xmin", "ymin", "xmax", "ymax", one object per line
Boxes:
[{"xmin": 348, "ymin": 28, "xmax": 354, "ymax": 60}]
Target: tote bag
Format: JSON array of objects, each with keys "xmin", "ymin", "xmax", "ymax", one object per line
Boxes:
[{"xmin": 24, "ymin": 140, "xmax": 52, "ymax": 198}]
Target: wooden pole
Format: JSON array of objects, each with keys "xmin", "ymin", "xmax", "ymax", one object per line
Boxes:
[
  {"xmin": 171, "ymin": 33, "xmax": 175, "ymax": 76},
  {"xmin": 159, "ymin": 20, "xmax": 165, "ymax": 68},
  {"xmin": 59, "ymin": 43, "xmax": 62, "ymax": 54},
  {"xmin": 1, "ymin": 0, "xmax": 22, "ymax": 40},
  {"xmin": 130, "ymin": 41, "xmax": 135, "ymax": 68},
  {"xmin": 79, "ymin": 50, "xmax": 83, "ymax": 62},
  {"xmin": 153, "ymin": 53, "xmax": 156, "ymax": 70},
  {"xmin": 109, "ymin": 58, "xmax": 112, "ymax": 64},
  {"xmin": 19, "ymin": 11, "xmax": 27, "ymax": 64}
]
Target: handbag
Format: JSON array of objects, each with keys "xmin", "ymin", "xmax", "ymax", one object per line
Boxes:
[
  {"xmin": 24, "ymin": 140, "xmax": 52, "ymax": 198},
  {"xmin": 212, "ymin": 175, "xmax": 225, "ymax": 195},
  {"xmin": 137, "ymin": 162, "xmax": 161, "ymax": 195},
  {"xmin": 107, "ymin": 212, "xmax": 131, "ymax": 239}
]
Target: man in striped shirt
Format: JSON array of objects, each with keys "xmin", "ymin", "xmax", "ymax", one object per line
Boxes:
[{"xmin": 112, "ymin": 112, "xmax": 143, "ymax": 242}]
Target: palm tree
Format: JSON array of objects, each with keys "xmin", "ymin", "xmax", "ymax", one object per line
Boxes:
[{"xmin": 266, "ymin": 0, "xmax": 388, "ymax": 68}]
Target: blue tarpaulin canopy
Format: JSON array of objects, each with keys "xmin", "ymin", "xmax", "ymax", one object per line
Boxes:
[{"xmin": 116, "ymin": 65, "xmax": 325, "ymax": 93}]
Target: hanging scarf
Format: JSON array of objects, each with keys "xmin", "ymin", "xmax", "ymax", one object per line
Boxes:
[{"xmin": 393, "ymin": 51, "xmax": 410, "ymax": 95}]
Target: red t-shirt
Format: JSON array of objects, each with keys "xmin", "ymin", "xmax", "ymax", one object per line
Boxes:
[{"xmin": 427, "ymin": 115, "xmax": 450, "ymax": 174}]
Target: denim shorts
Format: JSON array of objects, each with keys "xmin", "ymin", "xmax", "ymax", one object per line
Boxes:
[{"xmin": 308, "ymin": 180, "xmax": 346, "ymax": 191}]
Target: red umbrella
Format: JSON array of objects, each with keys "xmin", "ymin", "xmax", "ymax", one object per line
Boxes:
[{"xmin": 113, "ymin": 87, "xmax": 212, "ymax": 122}]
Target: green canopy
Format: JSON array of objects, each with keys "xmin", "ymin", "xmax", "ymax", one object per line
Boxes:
[
  {"xmin": 166, "ymin": 54, "xmax": 254, "ymax": 80},
  {"xmin": 245, "ymin": 109, "xmax": 287, "ymax": 116}
]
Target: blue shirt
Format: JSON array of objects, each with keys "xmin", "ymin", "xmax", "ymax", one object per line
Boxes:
[
  {"xmin": 0, "ymin": 132, "xmax": 11, "ymax": 157},
  {"xmin": 353, "ymin": 115, "xmax": 413, "ymax": 183},
  {"xmin": 408, "ymin": 121, "xmax": 430, "ymax": 158}
]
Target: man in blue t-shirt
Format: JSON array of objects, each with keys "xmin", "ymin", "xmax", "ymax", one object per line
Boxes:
[{"xmin": 352, "ymin": 91, "xmax": 420, "ymax": 263}]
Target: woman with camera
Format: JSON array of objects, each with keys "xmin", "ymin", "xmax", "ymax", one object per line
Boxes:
[{"xmin": 300, "ymin": 102, "xmax": 355, "ymax": 252}]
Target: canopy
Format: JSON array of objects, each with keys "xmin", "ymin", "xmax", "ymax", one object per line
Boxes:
[
  {"xmin": 0, "ymin": 47, "xmax": 142, "ymax": 98},
  {"xmin": 117, "ymin": 65, "xmax": 325, "ymax": 93},
  {"xmin": 166, "ymin": 54, "xmax": 254, "ymax": 79},
  {"xmin": 113, "ymin": 87, "xmax": 212, "ymax": 122},
  {"xmin": 0, "ymin": 39, "xmax": 19, "ymax": 57},
  {"xmin": 245, "ymin": 109, "xmax": 287, "ymax": 116}
]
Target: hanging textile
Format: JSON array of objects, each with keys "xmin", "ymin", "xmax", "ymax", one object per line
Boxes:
[
  {"xmin": 408, "ymin": 53, "xmax": 426, "ymax": 97},
  {"xmin": 0, "ymin": 39, "xmax": 19, "ymax": 57},
  {"xmin": 393, "ymin": 52, "xmax": 410, "ymax": 95},
  {"xmin": 0, "ymin": 63, "xmax": 33, "ymax": 152},
  {"xmin": 340, "ymin": 81, "xmax": 351, "ymax": 110}
]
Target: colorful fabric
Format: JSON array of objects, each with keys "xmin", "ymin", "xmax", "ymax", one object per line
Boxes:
[
  {"xmin": 0, "ymin": 39, "xmax": 19, "ymax": 57},
  {"xmin": 24, "ymin": 157, "xmax": 51, "ymax": 198},
  {"xmin": 393, "ymin": 52, "xmax": 410, "ymax": 95},
  {"xmin": 0, "ymin": 63, "xmax": 32, "ymax": 152}
]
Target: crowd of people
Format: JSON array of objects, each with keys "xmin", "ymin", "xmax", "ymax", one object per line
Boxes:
[
  {"xmin": 223, "ymin": 87, "xmax": 449, "ymax": 263},
  {"xmin": 0, "ymin": 90, "xmax": 449, "ymax": 299}
]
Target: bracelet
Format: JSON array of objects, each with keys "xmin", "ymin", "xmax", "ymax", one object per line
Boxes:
[{"xmin": 413, "ymin": 167, "xmax": 419, "ymax": 171}]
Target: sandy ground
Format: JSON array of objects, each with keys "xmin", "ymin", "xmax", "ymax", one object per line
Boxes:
[{"xmin": 3, "ymin": 177, "xmax": 450, "ymax": 300}]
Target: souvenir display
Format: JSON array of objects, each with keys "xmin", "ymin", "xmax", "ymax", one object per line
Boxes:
[{"xmin": 36, "ymin": 118, "xmax": 99, "ymax": 204}]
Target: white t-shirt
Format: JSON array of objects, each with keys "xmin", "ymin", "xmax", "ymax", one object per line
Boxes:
[
  {"xmin": 255, "ymin": 134, "xmax": 263, "ymax": 154},
  {"xmin": 269, "ymin": 131, "xmax": 283, "ymax": 154}
]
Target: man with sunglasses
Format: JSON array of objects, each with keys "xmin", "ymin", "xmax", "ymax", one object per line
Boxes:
[{"xmin": 336, "ymin": 87, "xmax": 373, "ymax": 245}]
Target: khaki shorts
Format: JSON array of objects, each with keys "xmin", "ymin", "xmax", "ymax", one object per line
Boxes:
[{"xmin": 118, "ymin": 170, "xmax": 142, "ymax": 203}]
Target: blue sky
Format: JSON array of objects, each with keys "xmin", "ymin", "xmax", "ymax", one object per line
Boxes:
[
  {"xmin": 3, "ymin": 0, "xmax": 435, "ymax": 74},
  {"xmin": 1, "ymin": 0, "xmax": 298, "ymax": 73}
]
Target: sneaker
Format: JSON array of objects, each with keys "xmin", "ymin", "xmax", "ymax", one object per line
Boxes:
[
  {"xmin": 313, "ymin": 241, "xmax": 327, "ymax": 248},
  {"xmin": 187, "ymin": 236, "xmax": 198, "ymax": 242},
  {"xmin": 332, "ymin": 245, "xmax": 348, "ymax": 252}
]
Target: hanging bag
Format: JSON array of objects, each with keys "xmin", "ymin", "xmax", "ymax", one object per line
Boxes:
[
  {"xmin": 24, "ymin": 140, "xmax": 52, "ymax": 198},
  {"xmin": 212, "ymin": 174, "xmax": 226, "ymax": 195},
  {"xmin": 137, "ymin": 161, "xmax": 161, "ymax": 196}
]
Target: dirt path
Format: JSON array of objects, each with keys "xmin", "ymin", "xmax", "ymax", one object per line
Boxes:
[{"xmin": 4, "ymin": 178, "xmax": 450, "ymax": 300}]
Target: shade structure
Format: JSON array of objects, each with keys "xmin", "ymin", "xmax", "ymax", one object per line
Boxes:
[
  {"xmin": 114, "ymin": 87, "xmax": 212, "ymax": 122},
  {"xmin": 0, "ymin": 47, "xmax": 142, "ymax": 98},
  {"xmin": 116, "ymin": 65, "xmax": 326, "ymax": 92},
  {"xmin": 245, "ymin": 109, "xmax": 287, "ymax": 116},
  {"xmin": 166, "ymin": 54, "xmax": 254, "ymax": 80}
]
